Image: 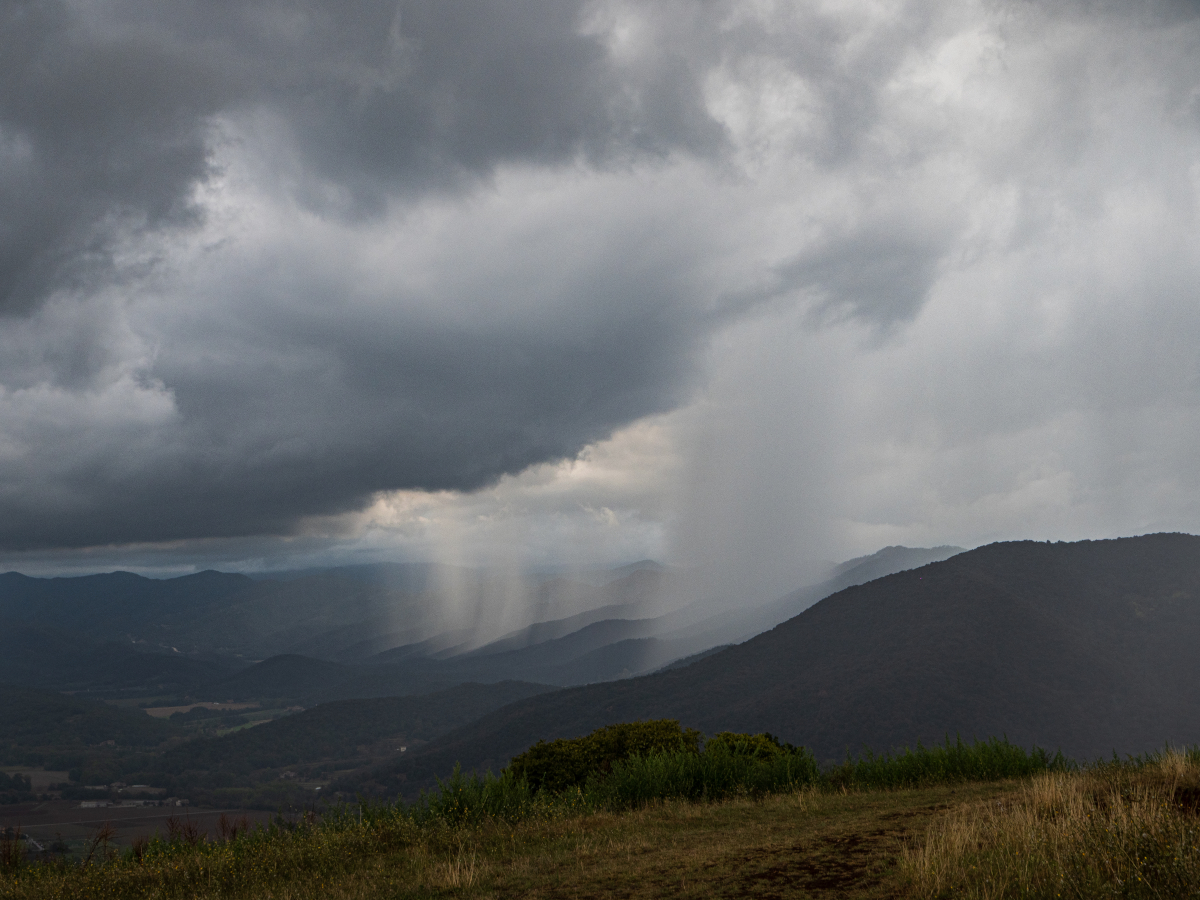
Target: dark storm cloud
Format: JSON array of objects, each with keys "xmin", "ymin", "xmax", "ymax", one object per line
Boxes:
[
  {"xmin": 0, "ymin": 0, "xmax": 733, "ymax": 549},
  {"xmin": 6, "ymin": 0, "xmax": 1200, "ymax": 557},
  {"xmin": 0, "ymin": 0, "xmax": 724, "ymax": 315},
  {"xmin": 0, "ymin": 1, "xmax": 221, "ymax": 315},
  {"xmin": 0, "ymin": 187, "xmax": 720, "ymax": 547}
]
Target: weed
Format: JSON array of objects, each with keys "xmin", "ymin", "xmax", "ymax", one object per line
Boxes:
[
  {"xmin": 80, "ymin": 823, "xmax": 116, "ymax": 868},
  {"xmin": 0, "ymin": 829, "xmax": 23, "ymax": 874}
]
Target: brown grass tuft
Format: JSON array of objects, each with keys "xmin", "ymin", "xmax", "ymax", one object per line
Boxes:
[{"xmin": 902, "ymin": 750, "xmax": 1200, "ymax": 898}]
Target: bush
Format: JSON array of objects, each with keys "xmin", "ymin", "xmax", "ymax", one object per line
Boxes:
[
  {"xmin": 506, "ymin": 720, "xmax": 701, "ymax": 793},
  {"xmin": 589, "ymin": 740, "xmax": 820, "ymax": 809},
  {"xmin": 703, "ymin": 731, "xmax": 796, "ymax": 759},
  {"xmin": 0, "ymin": 773, "xmax": 32, "ymax": 805}
]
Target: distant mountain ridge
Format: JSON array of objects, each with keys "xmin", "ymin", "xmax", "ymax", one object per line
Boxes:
[
  {"xmin": 0, "ymin": 545, "xmax": 968, "ymax": 700},
  {"xmin": 348, "ymin": 534, "xmax": 1200, "ymax": 797}
]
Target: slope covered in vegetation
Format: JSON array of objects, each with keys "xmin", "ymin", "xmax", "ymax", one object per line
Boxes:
[
  {"xmin": 2, "ymin": 728, "xmax": 1195, "ymax": 899},
  {"xmin": 361, "ymin": 533, "xmax": 1200, "ymax": 797}
]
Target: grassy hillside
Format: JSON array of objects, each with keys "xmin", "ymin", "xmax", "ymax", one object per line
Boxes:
[
  {"xmin": 356, "ymin": 533, "xmax": 1200, "ymax": 796},
  {"xmin": 3, "ymin": 741, "xmax": 1195, "ymax": 899}
]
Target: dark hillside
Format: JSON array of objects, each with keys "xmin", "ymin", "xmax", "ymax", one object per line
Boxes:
[
  {"xmin": 0, "ymin": 619, "xmax": 234, "ymax": 694},
  {"xmin": 158, "ymin": 681, "xmax": 556, "ymax": 779},
  {"xmin": 207, "ymin": 655, "xmax": 352, "ymax": 700},
  {"xmin": 353, "ymin": 534, "xmax": 1200, "ymax": 796},
  {"xmin": 0, "ymin": 684, "xmax": 178, "ymax": 753},
  {"xmin": 0, "ymin": 570, "xmax": 255, "ymax": 642},
  {"xmin": 205, "ymin": 654, "xmax": 453, "ymax": 703},
  {"xmin": 653, "ymin": 544, "xmax": 965, "ymax": 654}
]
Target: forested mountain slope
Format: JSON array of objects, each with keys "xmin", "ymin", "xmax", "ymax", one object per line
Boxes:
[{"xmin": 353, "ymin": 534, "xmax": 1200, "ymax": 796}]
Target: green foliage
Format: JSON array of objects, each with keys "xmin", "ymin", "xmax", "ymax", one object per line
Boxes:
[
  {"xmin": 0, "ymin": 775, "xmax": 30, "ymax": 794},
  {"xmin": 589, "ymin": 742, "xmax": 821, "ymax": 809},
  {"xmin": 826, "ymin": 735, "xmax": 1071, "ymax": 790},
  {"xmin": 0, "ymin": 773, "xmax": 32, "ymax": 805},
  {"xmin": 506, "ymin": 720, "xmax": 702, "ymax": 794},
  {"xmin": 0, "ymin": 726, "xmax": 1115, "ymax": 899},
  {"xmin": 0, "ymin": 685, "xmax": 176, "ymax": 752},
  {"xmin": 703, "ymin": 730, "xmax": 796, "ymax": 759},
  {"xmin": 405, "ymin": 766, "xmax": 583, "ymax": 827}
]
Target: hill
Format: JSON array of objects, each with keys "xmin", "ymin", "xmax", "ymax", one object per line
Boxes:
[
  {"xmin": 654, "ymin": 544, "xmax": 965, "ymax": 651},
  {"xmin": 0, "ymin": 683, "xmax": 179, "ymax": 758},
  {"xmin": 204, "ymin": 654, "xmax": 454, "ymax": 705},
  {"xmin": 0, "ymin": 619, "xmax": 235, "ymax": 695},
  {"xmin": 143, "ymin": 681, "xmax": 558, "ymax": 806},
  {"xmin": 0, "ymin": 563, "xmax": 680, "ymax": 680},
  {"xmin": 157, "ymin": 681, "xmax": 556, "ymax": 779},
  {"xmin": 350, "ymin": 534, "xmax": 1200, "ymax": 796},
  {"xmin": 0, "ymin": 549, "xmax": 961, "ymax": 701},
  {"xmin": 345, "ymin": 550, "xmax": 962, "ymax": 690}
]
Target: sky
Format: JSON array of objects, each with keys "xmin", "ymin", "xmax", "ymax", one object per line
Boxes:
[{"xmin": 3, "ymin": 0, "xmax": 1200, "ymax": 601}]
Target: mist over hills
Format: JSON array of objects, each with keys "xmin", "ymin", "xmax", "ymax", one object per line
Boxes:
[
  {"xmin": 8, "ymin": 536, "xmax": 1199, "ymax": 810},
  {"xmin": 350, "ymin": 534, "xmax": 1200, "ymax": 797},
  {"xmin": 0, "ymin": 545, "xmax": 961, "ymax": 703}
]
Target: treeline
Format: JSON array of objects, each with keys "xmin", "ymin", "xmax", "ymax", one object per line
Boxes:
[{"xmin": 0, "ymin": 772, "xmax": 33, "ymax": 805}]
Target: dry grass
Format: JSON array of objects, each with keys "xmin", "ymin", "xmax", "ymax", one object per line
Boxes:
[
  {"xmin": 902, "ymin": 749, "xmax": 1200, "ymax": 898},
  {"xmin": 1, "ymin": 782, "xmax": 1016, "ymax": 899}
]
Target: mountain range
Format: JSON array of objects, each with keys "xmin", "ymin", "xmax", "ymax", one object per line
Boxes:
[
  {"xmin": 0, "ymin": 546, "xmax": 961, "ymax": 700},
  {"xmin": 345, "ymin": 533, "xmax": 1200, "ymax": 798}
]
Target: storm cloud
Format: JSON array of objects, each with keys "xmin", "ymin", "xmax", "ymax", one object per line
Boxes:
[{"xmin": 3, "ymin": 0, "xmax": 1200, "ymax": 568}]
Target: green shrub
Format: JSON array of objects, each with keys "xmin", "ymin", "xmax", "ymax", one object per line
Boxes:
[
  {"xmin": 409, "ymin": 766, "xmax": 546, "ymax": 826},
  {"xmin": 506, "ymin": 720, "xmax": 702, "ymax": 794},
  {"xmin": 703, "ymin": 731, "xmax": 796, "ymax": 759}
]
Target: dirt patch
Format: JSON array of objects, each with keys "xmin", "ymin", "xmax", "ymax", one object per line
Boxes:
[{"xmin": 712, "ymin": 826, "xmax": 912, "ymax": 898}]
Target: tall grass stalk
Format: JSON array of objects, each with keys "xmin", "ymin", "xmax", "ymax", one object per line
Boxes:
[
  {"xmin": 827, "ymin": 736, "xmax": 1071, "ymax": 791},
  {"xmin": 587, "ymin": 746, "xmax": 820, "ymax": 809},
  {"xmin": 902, "ymin": 747, "xmax": 1200, "ymax": 898}
]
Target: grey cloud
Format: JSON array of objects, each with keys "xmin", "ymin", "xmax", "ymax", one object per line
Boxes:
[
  {"xmin": 0, "ymin": 1, "xmax": 224, "ymax": 315},
  {"xmin": 1, "ymin": 0, "xmax": 726, "ymax": 315},
  {"xmin": 0, "ymin": 0, "xmax": 734, "ymax": 550},
  {"xmin": 781, "ymin": 230, "xmax": 948, "ymax": 326},
  {"xmin": 5, "ymin": 0, "xmax": 1199, "ymax": 560},
  {"xmin": 0, "ymin": 203, "xmax": 713, "ymax": 548}
]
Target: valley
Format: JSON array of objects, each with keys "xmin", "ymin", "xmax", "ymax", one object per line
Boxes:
[{"xmin": 2, "ymin": 533, "xmax": 1199, "ymax": 880}]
